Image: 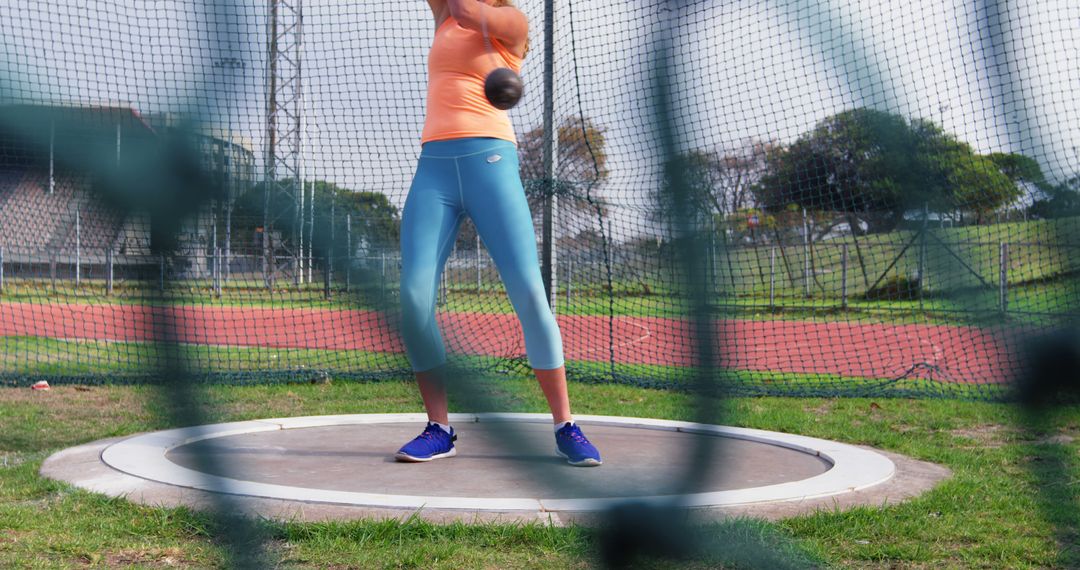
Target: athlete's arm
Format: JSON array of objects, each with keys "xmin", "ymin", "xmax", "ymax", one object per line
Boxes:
[
  {"xmin": 426, "ymin": 0, "xmax": 448, "ymax": 27},
  {"xmin": 446, "ymin": 0, "xmax": 528, "ymax": 52}
]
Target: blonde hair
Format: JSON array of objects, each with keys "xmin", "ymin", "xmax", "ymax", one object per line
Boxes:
[{"xmin": 491, "ymin": 0, "xmax": 530, "ymax": 57}]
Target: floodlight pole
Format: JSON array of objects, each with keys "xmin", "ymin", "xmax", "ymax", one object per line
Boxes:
[
  {"xmin": 540, "ymin": 0, "xmax": 558, "ymax": 312},
  {"xmin": 263, "ymin": 0, "xmax": 305, "ymax": 287}
]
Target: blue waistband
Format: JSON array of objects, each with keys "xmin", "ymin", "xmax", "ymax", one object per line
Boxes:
[{"xmin": 420, "ymin": 137, "xmax": 517, "ymax": 159}]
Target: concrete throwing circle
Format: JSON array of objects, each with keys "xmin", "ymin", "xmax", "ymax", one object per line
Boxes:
[{"xmin": 83, "ymin": 413, "xmax": 895, "ymax": 513}]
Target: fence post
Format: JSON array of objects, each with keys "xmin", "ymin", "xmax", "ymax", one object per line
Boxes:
[
  {"xmin": 0, "ymin": 246, "xmax": 4, "ymax": 294},
  {"xmin": 566, "ymin": 257, "xmax": 573, "ymax": 305},
  {"xmin": 106, "ymin": 248, "xmax": 114, "ymax": 296},
  {"xmin": 75, "ymin": 207, "xmax": 81, "ymax": 288},
  {"xmin": 841, "ymin": 243, "xmax": 849, "ymax": 309},
  {"xmin": 918, "ymin": 202, "xmax": 929, "ymax": 305},
  {"xmin": 709, "ymin": 222, "xmax": 717, "ymax": 294},
  {"xmin": 345, "ymin": 214, "xmax": 352, "ymax": 292},
  {"xmin": 159, "ymin": 254, "xmax": 165, "ymax": 292},
  {"xmin": 768, "ymin": 245, "xmax": 776, "ymax": 309},
  {"xmin": 324, "ymin": 255, "xmax": 332, "ymax": 300},
  {"xmin": 802, "ymin": 208, "xmax": 811, "ymax": 298},
  {"xmin": 999, "ymin": 242, "xmax": 1008, "ymax": 314},
  {"xmin": 540, "ymin": 0, "xmax": 558, "ymax": 311},
  {"xmin": 214, "ymin": 248, "xmax": 222, "ymax": 298},
  {"xmin": 381, "ymin": 252, "xmax": 387, "ymax": 299}
]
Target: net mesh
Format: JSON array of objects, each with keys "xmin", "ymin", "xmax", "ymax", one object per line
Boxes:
[{"xmin": 0, "ymin": 0, "xmax": 1077, "ymax": 399}]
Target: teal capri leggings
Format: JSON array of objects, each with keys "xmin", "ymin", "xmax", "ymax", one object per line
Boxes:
[{"xmin": 399, "ymin": 137, "xmax": 564, "ymax": 372}]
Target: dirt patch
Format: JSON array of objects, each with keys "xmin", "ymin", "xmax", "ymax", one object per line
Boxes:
[
  {"xmin": 0, "ymin": 530, "xmax": 30, "ymax": 545},
  {"xmin": 104, "ymin": 547, "xmax": 188, "ymax": 568},
  {"xmin": 0, "ymin": 385, "xmax": 143, "ymax": 408},
  {"xmin": 804, "ymin": 400, "xmax": 835, "ymax": 416},
  {"xmin": 0, "ymin": 451, "xmax": 37, "ymax": 469},
  {"xmin": 1035, "ymin": 433, "xmax": 1076, "ymax": 446},
  {"xmin": 950, "ymin": 424, "xmax": 1013, "ymax": 448},
  {"xmin": 0, "ymin": 386, "xmax": 156, "ymax": 451}
]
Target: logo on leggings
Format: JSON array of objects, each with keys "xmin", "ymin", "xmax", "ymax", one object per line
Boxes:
[{"xmin": 487, "ymin": 154, "xmax": 502, "ymax": 163}]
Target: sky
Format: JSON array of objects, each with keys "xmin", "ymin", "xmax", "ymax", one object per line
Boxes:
[{"xmin": 1, "ymin": 0, "xmax": 1077, "ymax": 240}]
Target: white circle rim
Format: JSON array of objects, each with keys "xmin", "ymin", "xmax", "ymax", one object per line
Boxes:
[{"xmin": 101, "ymin": 413, "xmax": 895, "ymax": 513}]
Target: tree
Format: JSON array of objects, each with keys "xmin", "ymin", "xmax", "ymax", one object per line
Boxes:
[
  {"xmin": 650, "ymin": 140, "xmax": 773, "ymax": 227},
  {"xmin": 1029, "ymin": 175, "xmax": 1080, "ymax": 219},
  {"xmin": 233, "ymin": 179, "xmax": 401, "ymax": 255},
  {"xmin": 518, "ymin": 117, "xmax": 610, "ymax": 236},
  {"xmin": 753, "ymin": 108, "xmax": 1022, "ymax": 231}
]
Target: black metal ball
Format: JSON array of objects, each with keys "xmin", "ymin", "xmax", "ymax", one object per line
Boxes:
[{"xmin": 484, "ymin": 67, "xmax": 524, "ymax": 111}]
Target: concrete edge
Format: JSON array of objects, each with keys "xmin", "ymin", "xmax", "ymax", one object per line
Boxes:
[
  {"xmin": 40, "ymin": 437, "xmax": 949, "ymax": 525},
  {"xmin": 95, "ymin": 414, "xmax": 896, "ymax": 511}
]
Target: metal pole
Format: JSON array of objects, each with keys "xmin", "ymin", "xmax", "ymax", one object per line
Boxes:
[
  {"xmin": 106, "ymin": 249, "xmax": 114, "ymax": 296},
  {"xmin": 225, "ymin": 194, "xmax": 232, "ymax": 281},
  {"xmin": 159, "ymin": 254, "xmax": 165, "ymax": 292},
  {"xmin": 211, "ymin": 212, "xmax": 217, "ymax": 284},
  {"xmin": 328, "ymin": 191, "xmax": 335, "ymax": 293},
  {"xmin": 345, "ymin": 214, "xmax": 351, "ymax": 292},
  {"xmin": 566, "ymin": 257, "xmax": 573, "ymax": 305},
  {"xmin": 262, "ymin": 0, "xmax": 274, "ymax": 294},
  {"xmin": 475, "ymin": 234, "xmax": 482, "ymax": 293},
  {"xmin": 540, "ymin": 0, "xmax": 557, "ymax": 312},
  {"xmin": 999, "ymin": 242, "xmax": 1008, "ymax": 313},
  {"xmin": 295, "ymin": 180, "xmax": 303, "ymax": 287},
  {"xmin": 116, "ymin": 123, "xmax": 121, "ymax": 167},
  {"xmin": 769, "ymin": 245, "xmax": 776, "ymax": 309},
  {"xmin": 49, "ymin": 120, "xmax": 55, "ymax": 194},
  {"xmin": 307, "ymin": 179, "xmax": 315, "ymax": 283},
  {"xmin": 841, "ymin": 243, "xmax": 849, "ymax": 309},
  {"xmin": 324, "ymin": 254, "xmax": 331, "ymax": 300},
  {"xmin": 215, "ymin": 248, "xmax": 222, "ymax": 298},
  {"xmin": 294, "ymin": 1, "xmax": 306, "ymax": 289},
  {"xmin": 710, "ymin": 218, "xmax": 717, "ymax": 294},
  {"xmin": 803, "ymin": 208, "xmax": 811, "ymax": 298},
  {"xmin": 918, "ymin": 202, "xmax": 928, "ymax": 304},
  {"xmin": 0, "ymin": 246, "xmax": 5, "ymax": 293},
  {"xmin": 75, "ymin": 207, "xmax": 81, "ymax": 288},
  {"xmin": 381, "ymin": 252, "xmax": 387, "ymax": 300}
]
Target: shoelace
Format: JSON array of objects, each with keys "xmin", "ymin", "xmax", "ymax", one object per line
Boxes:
[
  {"xmin": 417, "ymin": 425, "xmax": 441, "ymax": 441},
  {"xmin": 561, "ymin": 427, "xmax": 590, "ymax": 445}
]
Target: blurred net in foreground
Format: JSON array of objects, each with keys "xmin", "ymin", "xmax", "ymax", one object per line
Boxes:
[{"xmin": 0, "ymin": 0, "xmax": 1077, "ymax": 400}]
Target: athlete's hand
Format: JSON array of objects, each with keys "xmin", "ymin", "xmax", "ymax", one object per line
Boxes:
[{"xmin": 446, "ymin": 0, "xmax": 528, "ymax": 51}]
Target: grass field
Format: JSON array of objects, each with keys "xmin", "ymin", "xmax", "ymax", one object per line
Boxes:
[
  {"xmin": 2, "ymin": 378, "xmax": 1079, "ymax": 568},
  {"xmin": 0, "ymin": 336, "xmax": 1011, "ymax": 401},
  {"xmin": 2, "ymin": 218, "xmax": 1076, "ymax": 326}
]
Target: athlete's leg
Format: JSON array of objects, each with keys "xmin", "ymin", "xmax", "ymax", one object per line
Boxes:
[
  {"xmin": 400, "ymin": 155, "xmax": 463, "ymax": 424},
  {"xmin": 534, "ymin": 366, "xmax": 572, "ymax": 424},
  {"xmin": 460, "ymin": 142, "xmax": 570, "ymax": 422}
]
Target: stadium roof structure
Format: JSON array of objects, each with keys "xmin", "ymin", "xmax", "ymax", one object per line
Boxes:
[
  {"xmin": 0, "ymin": 103, "xmax": 157, "ymax": 139},
  {"xmin": 0, "ymin": 103, "xmax": 254, "ymax": 161}
]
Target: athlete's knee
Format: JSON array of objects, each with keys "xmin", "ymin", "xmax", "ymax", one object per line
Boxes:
[
  {"xmin": 514, "ymin": 282, "xmax": 558, "ymax": 328},
  {"xmin": 399, "ymin": 277, "xmax": 436, "ymax": 323}
]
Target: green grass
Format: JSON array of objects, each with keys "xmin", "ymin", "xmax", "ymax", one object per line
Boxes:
[
  {"xmin": 2, "ymin": 218, "xmax": 1076, "ymax": 326},
  {"xmin": 0, "ymin": 336, "xmax": 1011, "ymax": 401},
  {"xmin": 0, "ymin": 336, "xmax": 411, "ymax": 381},
  {"xmin": 2, "ymin": 379, "xmax": 1079, "ymax": 568}
]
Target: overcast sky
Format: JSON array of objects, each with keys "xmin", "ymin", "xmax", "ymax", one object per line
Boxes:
[{"xmin": 2, "ymin": 0, "xmax": 1077, "ymax": 239}]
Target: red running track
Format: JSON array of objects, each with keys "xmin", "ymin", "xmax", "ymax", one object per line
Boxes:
[{"xmin": 0, "ymin": 302, "xmax": 1017, "ymax": 383}]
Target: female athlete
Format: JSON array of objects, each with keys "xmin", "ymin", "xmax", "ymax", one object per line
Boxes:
[{"xmin": 394, "ymin": 0, "xmax": 601, "ymax": 466}]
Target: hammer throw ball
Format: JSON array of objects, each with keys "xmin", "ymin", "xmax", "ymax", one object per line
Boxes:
[{"xmin": 484, "ymin": 67, "xmax": 524, "ymax": 110}]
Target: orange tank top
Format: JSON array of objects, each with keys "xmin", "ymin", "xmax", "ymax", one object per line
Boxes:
[{"xmin": 421, "ymin": 17, "xmax": 523, "ymax": 145}]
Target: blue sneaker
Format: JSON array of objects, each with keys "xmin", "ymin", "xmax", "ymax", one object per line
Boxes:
[
  {"xmin": 555, "ymin": 423, "xmax": 602, "ymax": 466},
  {"xmin": 395, "ymin": 423, "xmax": 457, "ymax": 462}
]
